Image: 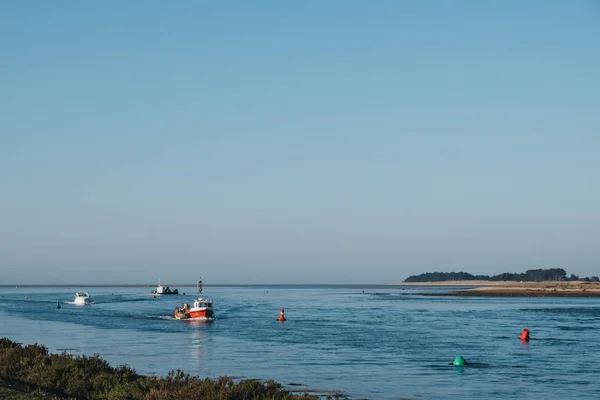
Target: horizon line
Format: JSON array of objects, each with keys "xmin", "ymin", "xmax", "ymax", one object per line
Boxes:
[{"xmin": 0, "ymin": 283, "xmax": 398, "ymax": 288}]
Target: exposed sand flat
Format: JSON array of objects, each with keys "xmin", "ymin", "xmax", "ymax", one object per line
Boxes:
[
  {"xmin": 398, "ymin": 280, "xmax": 600, "ymax": 297},
  {"xmin": 427, "ymin": 289, "xmax": 600, "ymax": 297},
  {"xmin": 394, "ymin": 280, "xmax": 499, "ymax": 286}
]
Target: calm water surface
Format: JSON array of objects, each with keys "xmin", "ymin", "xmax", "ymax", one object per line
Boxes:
[{"xmin": 1, "ymin": 285, "xmax": 600, "ymax": 399}]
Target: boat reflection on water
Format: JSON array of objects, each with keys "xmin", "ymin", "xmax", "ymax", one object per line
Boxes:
[{"xmin": 187, "ymin": 321, "xmax": 212, "ymax": 361}]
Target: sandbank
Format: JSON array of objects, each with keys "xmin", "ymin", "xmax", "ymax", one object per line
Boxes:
[{"xmin": 396, "ymin": 280, "xmax": 600, "ymax": 297}]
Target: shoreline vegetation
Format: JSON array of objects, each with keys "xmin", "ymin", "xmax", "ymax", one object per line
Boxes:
[
  {"xmin": 396, "ymin": 268, "xmax": 600, "ymax": 297},
  {"xmin": 0, "ymin": 338, "xmax": 343, "ymax": 400}
]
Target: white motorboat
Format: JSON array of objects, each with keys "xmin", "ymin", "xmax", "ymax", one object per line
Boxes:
[{"xmin": 73, "ymin": 291, "xmax": 90, "ymax": 306}]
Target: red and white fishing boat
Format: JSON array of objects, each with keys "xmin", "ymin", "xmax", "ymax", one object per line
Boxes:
[{"xmin": 174, "ymin": 278, "xmax": 214, "ymax": 321}]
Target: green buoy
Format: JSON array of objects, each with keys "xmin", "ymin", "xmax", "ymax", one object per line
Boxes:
[
  {"xmin": 452, "ymin": 356, "xmax": 467, "ymax": 366},
  {"xmin": 56, "ymin": 300, "xmax": 61, "ymax": 309}
]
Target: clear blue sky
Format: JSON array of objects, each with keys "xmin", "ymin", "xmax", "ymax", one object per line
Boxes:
[{"xmin": 1, "ymin": 1, "xmax": 599, "ymax": 284}]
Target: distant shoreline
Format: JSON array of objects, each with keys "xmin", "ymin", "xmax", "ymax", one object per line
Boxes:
[
  {"xmin": 0, "ymin": 283, "xmax": 394, "ymax": 288},
  {"xmin": 5, "ymin": 281, "xmax": 600, "ymax": 298}
]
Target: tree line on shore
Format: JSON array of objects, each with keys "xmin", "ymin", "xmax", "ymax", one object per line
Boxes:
[
  {"xmin": 0, "ymin": 338, "xmax": 336, "ymax": 400},
  {"xmin": 404, "ymin": 268, "xmax": 600, "ymax": 283}
]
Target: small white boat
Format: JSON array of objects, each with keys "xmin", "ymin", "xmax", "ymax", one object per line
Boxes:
[
  {"xmin": 73, "ymin": 291, "xmax": 90, "ymax": 306},
  {"xmin": 151, "ymin": 281, "xmax": 179, "ymax": 295}
]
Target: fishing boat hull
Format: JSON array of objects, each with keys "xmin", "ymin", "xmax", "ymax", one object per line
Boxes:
[{"xmin": 174, "ymin": 307, "xmax": 214, "ymax": 321}]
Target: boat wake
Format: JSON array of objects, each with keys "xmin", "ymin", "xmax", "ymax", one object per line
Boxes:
[
  {"xmin": 63, "ymin": 300, "xmax": 94, "ymax": 306},
  {"xmin": 88, "ymin": 295, "xmax": 152, "ymax": 305},
  {"xmin": 155, "ymin": 315, "xmax": 177, "ymax": 321}
]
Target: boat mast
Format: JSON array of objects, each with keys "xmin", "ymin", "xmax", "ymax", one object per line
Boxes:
[{"xmin": 198, "ymin": 278, "xmax": 203, "ymax": 296}]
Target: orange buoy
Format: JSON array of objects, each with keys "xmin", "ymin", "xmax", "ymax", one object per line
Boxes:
[
  {"xmin": 278, "ymin": 307, "xmax": 286, "ymax": 322},
  {"xmin": 519, "ymin": 328, "xmax": 530, "ymax": 341}
]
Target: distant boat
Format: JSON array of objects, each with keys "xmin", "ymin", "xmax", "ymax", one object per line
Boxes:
[
  {"xmin": 73, "ymin": 291, "xmax": 90, "ymax": 306},
  {"xmin": 174, "ymin": 278, "xmax": 214, "ymax": 321},
  {"xmin": 151, "ymin": 281, "xmax": 179, "ymax": 295}
]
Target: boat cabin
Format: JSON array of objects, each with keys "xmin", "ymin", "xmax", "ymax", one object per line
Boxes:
[{"xmin": 193, "ymin": 299, "xmax": 212, "ymax": 309}]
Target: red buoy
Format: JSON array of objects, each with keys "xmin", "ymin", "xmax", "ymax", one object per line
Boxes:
[
  {"xmin": 278, "ymin": 307, "xmax": 286, "ymax": 322},
  {"xmin": 519, "ymin": 328, "xmax": 530, "ymax": 341}
]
